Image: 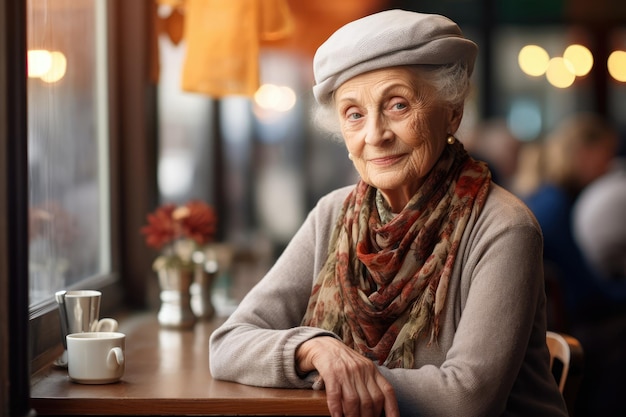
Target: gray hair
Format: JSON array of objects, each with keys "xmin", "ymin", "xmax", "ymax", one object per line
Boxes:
[{"xmin": 311, "ymin": 62, "xmax": 472, "ymax": 140}]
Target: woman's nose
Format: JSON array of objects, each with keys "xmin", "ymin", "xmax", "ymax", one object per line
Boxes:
[{"xmin": 364, "ymin": 115, "xmax": 392, "ymax": 145}]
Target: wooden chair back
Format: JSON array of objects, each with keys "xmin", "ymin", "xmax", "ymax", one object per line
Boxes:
[{"xmin": 546, "ymin": 331, "xmax": 584, "ymax": 415}]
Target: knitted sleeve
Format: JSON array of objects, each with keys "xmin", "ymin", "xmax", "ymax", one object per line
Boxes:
[{"xmin": 209, "ymin": 186, "xmax": 352, "ymax": 388}]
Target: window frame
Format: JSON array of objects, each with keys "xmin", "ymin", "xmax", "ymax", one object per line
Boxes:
[
  {"xmin": 26, "ymin": 0, "xmax": 160, "ymax": 371},
  {"xmin": 1, "ymin": 0, "xmax": 30, "ymax": 415},
  {"xmin": 1, "ymin": 1, "xmax": 158, "ymax": 414},
  {"xmin": 26, "ymin": 0, "xmax": 123, "ymax": 374}
]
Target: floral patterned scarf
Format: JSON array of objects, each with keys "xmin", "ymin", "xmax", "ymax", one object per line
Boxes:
[{"xmin": 301, "ymin": 141, "xmax": 491, "ymax": 368}]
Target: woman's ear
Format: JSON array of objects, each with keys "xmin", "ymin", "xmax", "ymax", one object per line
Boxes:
[{"xmin": 448, "ymin": 105, "xmax": 464, "ymax": 133}]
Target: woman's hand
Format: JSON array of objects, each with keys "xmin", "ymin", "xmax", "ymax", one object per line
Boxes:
[{"xmin": 296, "ymin": 336, "xmax": 400, "ymax": 417}]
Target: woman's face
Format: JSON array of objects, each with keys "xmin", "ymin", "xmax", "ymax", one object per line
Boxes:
[{"xmin": 334, "ymin": 66, "xmax": 461, "ymax": 211}]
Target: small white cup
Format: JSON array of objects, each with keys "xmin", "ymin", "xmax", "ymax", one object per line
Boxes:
[{"xmin": 66, "ymin": 332, "xmax": 126, "ymax": 384}]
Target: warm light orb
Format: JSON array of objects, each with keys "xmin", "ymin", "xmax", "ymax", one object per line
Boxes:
[
  {"xmin": 254, "ymin": 83, "xmax": 296, "ymax": 112},
  {"xmin": 255, "ymin": 84, "xmax": 280, "ymax": 110},
  {"xmin": 274, "ymin": 86, "xmax": 296, "ymax": 112},
  {"xmin": 608, "ymin": 50, "xmax": 626, "ymax": 82},
  {"xmin": 40, "ymin": 51, "xmax": 67, "ymax": 83},
  {"xmin": 546, "ymin": 57, "xmax": 576, "ymax": 88},
  {"xmin": 563, "ymin": 44, "xmax": 593, "ymax": 76},
  {"xmin": 28, "ymin": 49, "xmax": 52, "ymax": 77},
  {"xmin": 518, "ymin": 45, "xmax": 550, "ymax": 76}
]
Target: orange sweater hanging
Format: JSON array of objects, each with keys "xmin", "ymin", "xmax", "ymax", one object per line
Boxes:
[{"xmin": 180, "ymin": 0, "xmax": 293, "ymax": 98}]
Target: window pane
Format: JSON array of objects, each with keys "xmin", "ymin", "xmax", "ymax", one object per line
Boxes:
[{"xmin": 27, "ymin": 0, "xmax": 110, "ymax": 306}]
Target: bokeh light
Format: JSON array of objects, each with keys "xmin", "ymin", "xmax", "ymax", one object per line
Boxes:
[
  {"xmin": 563, "ymin": 44, "xmax": 593, "ymax": 76},
  {"xmin": 28, "ymin": 49, "xmax": 67, "ymax": 82},
  {"xmin": 254, "ymin": 83, "xmax": 296, "ymax": 112},
  {"xmin": 28, "ymin": 49, "xmax": 52, "ymax": 77},
  {"xmin": 518, "ymin": 45, "xmax": 550, "ymax": 77},
  {"xmin": 545, "ymin": 57, "xmax": 576, "ymax": 88},
  {"xmin": 40, "ymin": 51, "xmax": 67, "ymax": 83},
  {"xmin": 508, "ymin": 99, "xmax": 542, "ymax": 141},
  {"xmin": 608, "ymin": 50, "xmax": 626, "ymax": 82}
]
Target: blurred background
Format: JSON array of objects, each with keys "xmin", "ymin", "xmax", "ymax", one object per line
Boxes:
[
  {"xmin": 3, "ymin": 0, "xmax": 626, "ymax": 416},
  {"xmin": 155, "ymin": 0, "xmax": 626, "ymax": 249}
]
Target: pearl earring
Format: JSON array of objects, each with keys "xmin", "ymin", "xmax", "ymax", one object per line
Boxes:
[
  {"xmin": 447, "ymin": 135, "xmax": 456, "ymax": 145},
  {"xmin": 348, "ymin": 153, "xmax": 353, "ymax": 160}
]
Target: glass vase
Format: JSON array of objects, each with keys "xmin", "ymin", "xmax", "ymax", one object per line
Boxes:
[
  {"xmin": 156, "ymin": 264, "xmax": 196, "ymax": 329},
  {"xmin": 190, "ymin": 248, "xmax": 219, "ymax": 319}
]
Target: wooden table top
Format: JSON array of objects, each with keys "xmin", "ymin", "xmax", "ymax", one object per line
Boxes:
[{"xmin": 30, "ymin": 312, "xmax": 329, "ymax": 416}]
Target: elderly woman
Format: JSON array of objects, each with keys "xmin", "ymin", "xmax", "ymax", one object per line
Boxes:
[{"xmin": 210, "ymin": 9, "xmax": 567, "ymax": 417}]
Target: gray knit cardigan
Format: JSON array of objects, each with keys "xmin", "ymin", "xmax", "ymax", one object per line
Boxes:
[{"xmin": 210, "ymin": 183, "xmax": 568, "ymax": 417}]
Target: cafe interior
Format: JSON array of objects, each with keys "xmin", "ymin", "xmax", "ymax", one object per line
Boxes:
[{"xmin": 2, "ymin": 0, "xmax": 626, "ymax": 416}]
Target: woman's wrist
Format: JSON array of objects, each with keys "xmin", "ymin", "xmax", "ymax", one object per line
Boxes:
[{"xmin": 295, "ymin": 339, "xmax": 316, "ymax": 376}]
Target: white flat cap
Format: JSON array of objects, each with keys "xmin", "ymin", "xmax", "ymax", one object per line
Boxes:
[{"xmin": 312, "ymin": 9, "xmax": 478, "ymax": 105}]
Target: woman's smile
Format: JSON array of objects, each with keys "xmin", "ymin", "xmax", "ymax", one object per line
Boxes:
[{"xmin": 368, "ymin": 153, "xmax": 407, "ymax": 167}]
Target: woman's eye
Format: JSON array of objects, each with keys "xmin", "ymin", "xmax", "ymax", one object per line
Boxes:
[
  {"xmin": 392, "ymin": 102, "xmax": 407, "ymax": 110},
  {"xmin": 347, "ymin": 112, "xmax": 363, "ymax": 120}
]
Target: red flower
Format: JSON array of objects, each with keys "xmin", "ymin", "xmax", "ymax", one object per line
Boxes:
[
  {"xmin": 140, "ymin": 204, "xmax": 178, "ymax": 250},
  {"xmin": 140, "ymin": 201, "xmax": 217, "ymax": 250},
  {"xmin": 177, "ymin": 200, "xmax": 217, "ymax": 246}
]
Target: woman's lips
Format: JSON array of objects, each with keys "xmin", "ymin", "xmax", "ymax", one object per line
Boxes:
[{"xmin": 368, "ymin": 154, "xmax": 405, "ymax": 167}]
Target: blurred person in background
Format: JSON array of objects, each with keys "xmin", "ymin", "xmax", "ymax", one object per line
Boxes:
[
  {"xmin": 461, "ymin": 118, "xmax": 522, "ymax": 191},
  {"xmin": 509, "ymin": 140, "xmax": 544, "ymax": 199},
  {"xmin": 524, "ymin": 113, "xmax": 623, "ymax": 416},
  {"xmin": 571, "ymin": 150, "xmax": 626, "ymax": 417},
  {"xmin": 524, "ymin": 112, "xmax": 619, "ymax": 329},
  {"xmin": 574, "ymin": 155, "xmax": 626, "ymax": 281},
  {"xmin": 210, "ymin": 9, "xmax": 567, "ymax": 417}
]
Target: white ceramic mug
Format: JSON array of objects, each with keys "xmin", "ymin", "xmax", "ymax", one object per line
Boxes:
[{"xmin": 66, "ymin": 332, "xmax": 126, "ymax": 384}]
